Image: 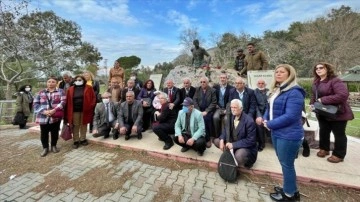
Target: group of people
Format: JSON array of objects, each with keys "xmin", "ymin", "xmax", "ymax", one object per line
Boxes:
[{"xmin": 14, "ymin": 54, "xmax": 354, "ymax": 201}]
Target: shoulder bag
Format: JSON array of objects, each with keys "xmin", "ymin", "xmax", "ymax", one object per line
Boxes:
[
  {"xmin": 313, "ymin": 86, "xmax": 338, "ymax": 119},
  {"xmin": 46, "ymin": 92, "xmax": 64, "ymax": 119}
]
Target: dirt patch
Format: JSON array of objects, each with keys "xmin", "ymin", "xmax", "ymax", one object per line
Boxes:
[
  {"xmin": 153, "ymin": 186, "xmax": 183, "ymax": 202},
  {"xmin": 0, "ymin": 132, "xmax": 65, "ymax": 185},
  {"xmin": 31, "ymin": 167, "xmax": 138, "ymax": 197}
]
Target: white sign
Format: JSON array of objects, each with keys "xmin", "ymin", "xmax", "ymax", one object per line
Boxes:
[
  {"xmin": 149, "ymin": 74, "xmax": 163, "ymax": 91},
  {"xmin": 247, "ymin": 70, "xmax": 274, "ymax": 89}
]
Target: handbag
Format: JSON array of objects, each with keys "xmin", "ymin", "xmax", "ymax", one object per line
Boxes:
[
  {"xmin": 60, "ymin": 124, "xmax": 73, "ymax": 141},
  {"xmin": 12, "ymin": 112, "xmax": 26, "ymax": 125},
  {"xmin": 218, "ymin": 149, "xmax": 238, "ymax": 182},
  {"xmin": 313, "ymin": 102, "xmax": 338, "ymax": 118},
  {"xmin": 314, "ymin": 86, "xmax": 338, "ymax": 118},
  {"xmin": 46, "ymin": 93, "xmax": 64, "ymax": 119}
]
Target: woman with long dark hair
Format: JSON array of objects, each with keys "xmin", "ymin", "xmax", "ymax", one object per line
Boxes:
[{"xmin": 15, "ymin": 84, "xmax": 34, "ymax": 129}]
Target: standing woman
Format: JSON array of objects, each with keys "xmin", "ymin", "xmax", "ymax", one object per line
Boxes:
[
  {"xmin": 65, "ymin": 75, "xmax": 96, "ymax": 149},
  {"xmin": 83, "ymin": 70, "xmax": 100, "ymax": 133},
  {"xmin": 137, "ymin": 79, "xmax": 156, "ymax": 132},
  {"xmin": 15, "ymin": 85, "xmax": 34, "ymax": 129},
  {"xmin": 33, "ymin": 76, "xmax": 66, "ymax": 157},
  {"xmin": 262, "ymin": 64, "xmax": 305, "ymax": 201},
  {"xmin": 310, "ymin": 62, "xmax": 354, "ymax": 163}
]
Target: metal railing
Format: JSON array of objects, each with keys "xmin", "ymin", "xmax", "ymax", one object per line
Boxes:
[{"xmin": 0, "ymin": 100, "xmax": 35, "ymax": 124}]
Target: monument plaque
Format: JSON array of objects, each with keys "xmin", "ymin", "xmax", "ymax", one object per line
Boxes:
[
  {"xmin": 149, "ymin": 74, "xmax": 163, "ymax": 91},
  {"xmin": 247, "ymin": 70, "xmax": 274, "ymax": 89}
]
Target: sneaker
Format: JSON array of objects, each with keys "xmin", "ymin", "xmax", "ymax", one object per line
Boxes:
[
  {"xmin": 273, "ymin": 186, "xmax": 300, "ymax": 201},
  {"xmin": 270, "ymin": 191, "xmax": 300, "ymax": 201},
  {"xmin": 181, "ymin": 147, "xmax": 189, "ymax": 152},
  {"xmin": 125, "ymin": 135, "xmax": 130, "ymax": 141},
  {"xmin": 197, "ymin": 150, "xmax": 204, "ymax": 156}
]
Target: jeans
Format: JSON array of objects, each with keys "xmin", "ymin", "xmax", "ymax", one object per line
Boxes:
[{"xmin": 272, "ymin": 136, "xmax": 302, "ymax": 196}]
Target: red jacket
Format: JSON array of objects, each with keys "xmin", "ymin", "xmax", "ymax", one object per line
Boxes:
[{"xmin": 65, "ymin": 85, "xmax": 96, "ymax": 125}]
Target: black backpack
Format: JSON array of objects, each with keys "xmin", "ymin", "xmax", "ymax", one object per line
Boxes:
[{"xmin": 218, "ymin": 149, "xmax": 238, "ymax": 182}]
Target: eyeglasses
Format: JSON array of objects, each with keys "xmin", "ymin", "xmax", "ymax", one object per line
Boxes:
[
  {"xmin": 315, "ymin": 66, "xmax": 324, "ymax": 70},
  {"xmin": 200, "ymin": 81, "xmax": 206, "ymax": 83},
  {"xmin": 235, "ymin": 82, "xmax": 243, "ymax": 84},
  {"xmin": 258, "ymin": 82, "xmax": 265, "ymax": 84},
  {"xmin": 101, "ymin": 97, "xmax": 109, "ymax": 99}
]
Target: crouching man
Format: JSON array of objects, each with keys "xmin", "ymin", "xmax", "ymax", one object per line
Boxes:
[
  {"xmin": 174, "ymin": 98, "xmax": 206, "ymax": 156},
  {"xmin": 118, "ymin": 91, "xmax": 143, "ymax": 140},
  {"xmin": 213, "ymin": 99, "xmax": 258, "ymax": 168},
  {"xmin": 92, "ymin": 92, "xmax": 119, "ymax": 139}
]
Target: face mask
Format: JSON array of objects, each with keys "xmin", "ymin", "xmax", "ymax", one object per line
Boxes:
[
  {"xmin": 258, "ymin": 87, "xmax": 265, "ymax": 90},
  {"xmin": 182, "ymin": 106, "xmax": 189, "ymax": 113},
  {"xmin": 74, "ymin": 81, "xmax": 83, "ymax": 86},
  {"xmin": 25, "ymin": 87, "xmax": 31, "ymax": 92},
  {"xmin": 102, "ymin": 98, "xmax": 110, "ymax": 104},
  {"xmin": 130, "ymin": 76, "xmax": 136, "ymax": 80}
]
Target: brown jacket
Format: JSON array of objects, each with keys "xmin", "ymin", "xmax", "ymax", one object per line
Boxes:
[{"xmin": 240, "ymin": 50, "xmax": 268, "ymax": 75}]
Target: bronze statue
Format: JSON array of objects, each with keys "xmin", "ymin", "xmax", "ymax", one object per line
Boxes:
[{"xmin": 191, "ymin": 40, "xmax": 211, "ymax": 68}]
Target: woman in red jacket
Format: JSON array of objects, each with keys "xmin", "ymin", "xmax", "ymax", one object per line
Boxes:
[{"xmin": 65, "ymin": 75, "xmax": 96, "ymax": 148}]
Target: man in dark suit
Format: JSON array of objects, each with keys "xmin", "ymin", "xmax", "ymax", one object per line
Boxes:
[
  {"xmin": 213, "ymin": 99, "xmax": 258, "ymax": 168},
  {"xmin": 193, "ymin": 77, "xmax": 217, "ymax": 148},
  {"xmin": 153, "ymin": 92, "xmax": 178, "ymax": 150},
  {"xmin": 162, "ymin": 79, "xmax": 181, "ymax": 111},
  {"xmin": 228, "ymin": 77, "xmax": 257, "ymax": 120},
  {"xmin": 179, "ymin": 78, "xmax": 196, "ymax": 100},
  {"xmin": 92, "ymin": 92, "xmax": 120, "ymax": 139},
  {"xmin": 213, "ymin": 73, "xmax": 234, "ymax": 138},
  {"xmin": 121, "ymin": 79, "xmax": 140, "ymax": 103},
  {"xmin": 118, "ymin": 91, "xmax": 143, "ymax": 140},
  {"xmin": 254, "ymin": 78, "xmax": 270, "ymax": 151}
]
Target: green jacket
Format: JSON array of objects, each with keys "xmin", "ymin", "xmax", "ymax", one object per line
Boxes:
[
  {"xmin": 174, "ymin": 108, "xmax": 205, "ymax": 140},
  {"xmin": 16, "ymin": 92, "xmax": 32, "ymax": 116}
]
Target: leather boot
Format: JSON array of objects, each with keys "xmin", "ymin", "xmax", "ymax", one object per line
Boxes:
[
  {"xmin": 163, "ymin": 139, "xmax": 174, "ymax": 150},
  {"xmin": 51, "ymin": 146, "xmax": 59, "ymax": 153},
  {"xmin": 40, "ymin": 148, "xmax": 49, "ymax": 157}
]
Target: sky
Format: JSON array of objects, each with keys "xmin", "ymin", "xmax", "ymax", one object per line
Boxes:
[{"xmin": 28, "ymin": 0, "xmax": 360, "ymax": 71}]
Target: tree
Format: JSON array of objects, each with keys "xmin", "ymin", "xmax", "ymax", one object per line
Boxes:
[
  {"xmin": 77, "ymin": 42, "xmax": 103, "ymax": 65},
  {"xmin": 117, "ymin": 55, "xmax": 141, "ymax": 69},
  {"xmin": 0, "ymin": 1, "xmax": 102, "ymax": 99}
]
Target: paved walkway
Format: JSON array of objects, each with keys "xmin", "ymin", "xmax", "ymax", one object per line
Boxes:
[
  {"xmin": 1, "ymin": 124, "xmax": 359, "ymax": 201},
  {"xmin": 0, "ymin": 127, "xmax": 271, "ymax": 202}
]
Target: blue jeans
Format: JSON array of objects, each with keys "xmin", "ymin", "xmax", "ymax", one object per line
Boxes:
[{"xmin": 272, "ymin": 136, "xmax": 302, "ymax": 196}]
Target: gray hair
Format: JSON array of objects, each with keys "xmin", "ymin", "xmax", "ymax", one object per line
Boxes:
[
  {"xmin": 101, "ymin": 92, "xmax": 111, "ymax": 97},
  {"xmin": 183, "ymin": 77, "xmax": 191, "ymax": 84},
  {"xmin": 126, "ymin": 91, "xmax": 135, "ymax": 97},
  {"xmin": 158, "ymin": 92, "xmax": 169, "ymax": 102},
  {"xmin": 61, "ymin": 70, "xmax": 74, "ymax": 78},
  {"xmin": 230, "ymin": 99, "xmax": 243, "ymax": 109}
]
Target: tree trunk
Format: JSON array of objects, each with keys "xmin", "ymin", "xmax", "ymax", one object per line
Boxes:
[{"xmin": 5, "ymin": 82, "xmax": 14, "ymax": 100}]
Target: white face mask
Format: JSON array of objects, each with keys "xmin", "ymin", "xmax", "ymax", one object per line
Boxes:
[
  {"xmin": 130, "ymin": 76, "xmax": 136, "ymax": 80},
  {"xmin": 102, "ymin": 98, "xmax": 110, "ymax": 104},
  {"xmin": 74, "ymin": 81, "xmax": 83, "ymax": 86},
  {"xmin": 25, "ymin": 87, "xmax": 31, "ymax": 92}
]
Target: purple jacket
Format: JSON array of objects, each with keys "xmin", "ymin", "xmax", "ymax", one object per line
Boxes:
[{"xmin": 310, "ymin": 77, "xmax": 354, "ymax": 121}]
